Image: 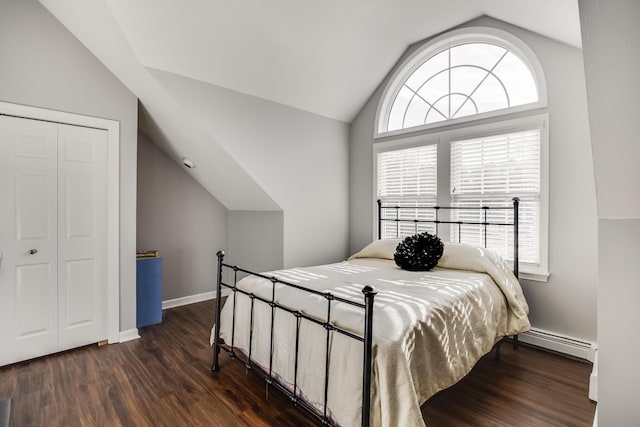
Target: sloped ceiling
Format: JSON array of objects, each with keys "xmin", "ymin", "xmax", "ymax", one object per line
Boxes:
[
  {"xmin": 104, "ymin": 0, "xmax": 581, "ymax": 122},
  {"xmin": 38, "ymin": 0, "xmax": 581, "ymax": 210}
]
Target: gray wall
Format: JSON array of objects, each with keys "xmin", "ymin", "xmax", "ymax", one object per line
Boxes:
[
  {"xmin": 0, "ymin": 0, "xmax": 138, "ymax": 331},
  {"xmin": 137, "ymin": 131, "xmax": 228, "ymax": 301},
  {"xmin": 147, "ymin": 69, "xmax": 351, "ymax": 268},
  {"xmin": 229, "ymin": 211, "xmax": 284, "ymax": 273},
  {"xmin": 349, "ymin": 16, "xmax": 598, "ymax": 343},
  {"xmin": 579, "ymin": 0, "xmax": 640, "ymax": 423}
]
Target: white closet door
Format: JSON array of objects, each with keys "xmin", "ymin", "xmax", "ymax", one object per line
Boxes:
[
  {"xmin": 0, "ymin": 116, "xmax": 109, "ymax": 366},
  {"xmin": 0, "ymin": 116, "xmax": 59, "ymax": 366},
  {"xmin": 57, "ymin": 124, "xmax": 108, "ymax": 351}
]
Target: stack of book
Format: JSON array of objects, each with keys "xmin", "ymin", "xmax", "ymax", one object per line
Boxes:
[{"xmin": 136, "ymin": 250, "xmax": 159, "ymax": 259}]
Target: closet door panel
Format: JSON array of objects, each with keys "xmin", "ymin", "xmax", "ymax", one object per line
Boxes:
[
  {"xmin": 65, "ymin": 174, "xmax": 95, "ymax": 239},
  {"xmin": 65, "ymin": 259, "xmax": 96, "ymax": 327},
  {"xmin": 0, "ymin": 116, "xmax": 58, "ymax": 366},
  {"xmin": 16, "ymin": 173, "xmax": 49, "ymax": 240},
  {"xmin": 15, "ymin": 263, "xmax": 54, "ymax": 338},
  {"xmin": 57, "ymin": 124, "xmax": 108, "ymax": 350}
]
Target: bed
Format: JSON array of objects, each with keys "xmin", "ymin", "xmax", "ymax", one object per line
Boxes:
[{"xmin": 210, "ymin": 199, "xmax": 530, "ymax": 427}]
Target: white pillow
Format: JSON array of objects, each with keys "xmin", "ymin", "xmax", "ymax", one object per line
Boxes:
[{"xmin": 348, "ymin": 239, "xmax": 401, "ymax": 261}]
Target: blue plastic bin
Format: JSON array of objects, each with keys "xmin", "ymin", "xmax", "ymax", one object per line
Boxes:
[{"xmin": 136, "ymin": 257, "xmax": 163, "ymax": 327}]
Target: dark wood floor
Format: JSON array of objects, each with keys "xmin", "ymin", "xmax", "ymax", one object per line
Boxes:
[{"xmin": 0, "ymin": 300, "xmax": 595, "ymax": 426}]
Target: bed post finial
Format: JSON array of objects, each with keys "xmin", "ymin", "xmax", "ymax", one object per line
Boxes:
[
  {"xmin": 212, "ymin": 250, "xmax": 225, "ymax": 371},
  {"xmin": 362, "ymin": 285, "xmax": 377, "ymax": 427}
]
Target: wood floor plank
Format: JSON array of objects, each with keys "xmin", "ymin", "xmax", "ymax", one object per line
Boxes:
[{"xmin": 0, "ymin": 300, "xmax": 595, "ymax": 426}]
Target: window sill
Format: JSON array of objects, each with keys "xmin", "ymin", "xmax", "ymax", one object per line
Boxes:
[{"xmin": 519, "ymin": 271, "xmax": 550, "ymax": 283}]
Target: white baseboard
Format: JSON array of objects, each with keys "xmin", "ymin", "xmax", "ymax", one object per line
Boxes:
[
  {"xmin": 162, "ymin": 289, "xmax": 230, "ymax": 310},
  {"xmin": 589, "ymin": 350, "xmax": 598, "ymax": 401},
  {"xmin": 590, "ymin": 370, "xmax": 598, "ymax": 401},
  {"xmin": 119, "ymin": 291, "xmax": 228, "ymax": 342},
  {"xmin": 519, "ymin": 328, "xmax": 597, "ymax": 362},
  {"xmin": 119, "ymin": 328, "xmax": 140, "ymax": 343}
]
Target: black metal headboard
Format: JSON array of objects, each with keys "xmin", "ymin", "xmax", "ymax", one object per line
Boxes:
[{"xmin": 377, "ymin": 198, "xmax": 520, "ymax": 277}]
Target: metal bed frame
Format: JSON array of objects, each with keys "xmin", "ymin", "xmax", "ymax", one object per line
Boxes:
[
  {"xmin": 377, "ymin": 197, "xmax": 520, "ymax": 277},
  {"xmin": 211, "ymin": 197, "xmax": 520, "ymax": 426}
]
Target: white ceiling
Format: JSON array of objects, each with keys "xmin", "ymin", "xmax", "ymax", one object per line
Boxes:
[{"xmin": 104, "ymin": 0, "xmax": 581, "ymax": 122}]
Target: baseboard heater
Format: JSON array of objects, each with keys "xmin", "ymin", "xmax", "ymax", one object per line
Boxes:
[{"xmin": 519, "ymin": 328, "xmax": 596, "ymax": 362}]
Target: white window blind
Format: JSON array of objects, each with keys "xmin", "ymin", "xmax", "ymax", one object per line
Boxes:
[
  {"xmin": 450, "ymin": 129, "xmax": 541, "ymax": 266},
  {"xmin": 377, "ymin": 144, "xmax": 437, "ymax": 238}
]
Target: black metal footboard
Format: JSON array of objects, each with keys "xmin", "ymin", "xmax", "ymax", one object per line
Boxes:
[{"xmin": 211, "ymin": 251, "xmax": 377, "ymax": 427}]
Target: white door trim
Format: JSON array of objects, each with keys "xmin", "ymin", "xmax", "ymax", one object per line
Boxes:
[{"xmin": 0, "ymin": 101, "xmax": 120, "ymax": 344}]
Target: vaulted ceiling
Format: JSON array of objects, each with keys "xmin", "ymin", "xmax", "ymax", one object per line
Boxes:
[
  {"xmin": 103, "ymin": 0, "xmax": 580, "ymax": 122},
  {"xmin": 39, "ymin": 0, "xmax": 581, "ymax": 210}
]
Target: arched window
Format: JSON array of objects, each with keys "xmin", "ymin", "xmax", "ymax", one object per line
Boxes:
[{"xmin": 376, "ymin": 28, "xmax": 546, "ymax": 136}]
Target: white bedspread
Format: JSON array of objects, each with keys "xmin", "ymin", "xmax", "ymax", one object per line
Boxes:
[{"xmin": 212, "ymin": 244, "xmax": 530, "ymax": 426}]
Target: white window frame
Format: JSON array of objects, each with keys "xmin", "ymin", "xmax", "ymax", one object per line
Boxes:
[
  {"xmin": 374, "ymin": 27, "xmax": 548, "ymax": 139},
  {"xmin": 375, "ymin": 142, "xmax": 439, "ymax": 239},
  {"xmin": 373, "ymin": 114, "xmax": 550, "ymax": 282}
]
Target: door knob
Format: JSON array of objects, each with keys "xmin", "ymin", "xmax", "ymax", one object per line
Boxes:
[{"xmin": 28, "ymin": 249, "xmax": 38, "ymax": 255}]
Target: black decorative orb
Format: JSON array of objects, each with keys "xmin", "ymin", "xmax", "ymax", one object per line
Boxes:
[{"xmin": 394, "ymin": 232, "xmax": 444, "ymax": 271}]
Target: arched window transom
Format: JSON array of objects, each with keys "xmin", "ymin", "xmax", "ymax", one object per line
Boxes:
[{"xmin": 378, "ymin": 30, "xmax": 545, "ymax": 136}]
